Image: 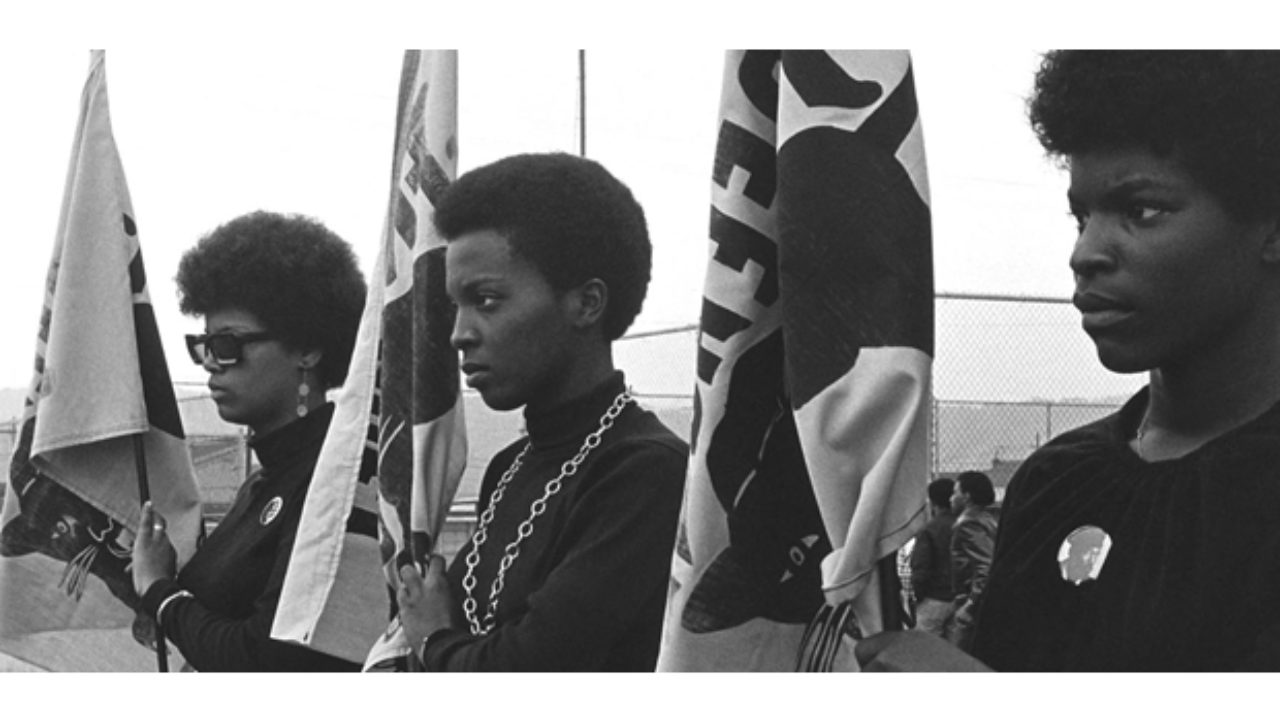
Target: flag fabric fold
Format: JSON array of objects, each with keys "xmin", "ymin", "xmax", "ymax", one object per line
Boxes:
[
  {"xmin": 0, "ymin": 49, "xmax": 202, "ymax": 671},
  {"xmin": 657, "ymin": 50, "xmax": 933, "ymax": 672},
  {"xmin": 272, "ymin": 50, "xmax": 466, "ymax": 669}
]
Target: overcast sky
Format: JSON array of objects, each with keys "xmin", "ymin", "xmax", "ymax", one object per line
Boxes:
[
  {"xmin": 0, "ymin": 44, "xmax": 1083, "ymax": 385},
  {"xmin": 6, "ymin": 3, "xmax": 1249, "ymax": 407}
]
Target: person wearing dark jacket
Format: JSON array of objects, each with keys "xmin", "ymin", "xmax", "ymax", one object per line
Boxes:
[
  {"xmin": 909, "ymin": 478, "xmax": 957, "ymax": 636},
  {"xmin": 948, "ymin": 471, "xmax": 997, "ymax": 651},
  {"xmin": 394, "ymin": 153, "xmax": 687, "ymax": 671},
  {"xmin": 131, "ymin": 211, "xmax": 366, "ymax": 671}
]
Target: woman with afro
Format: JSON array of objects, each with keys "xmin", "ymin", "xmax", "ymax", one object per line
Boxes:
[
  {"xmin": 131, "ymin": 210, "xmax": 366, "ymax": 671},
  {"xmin": 392, "ymin": 153, "xmax": 687, "ymax": 671},
  {"xmin": 859, "ymin": 51, "xmax": 1280, "ymax": 671}
]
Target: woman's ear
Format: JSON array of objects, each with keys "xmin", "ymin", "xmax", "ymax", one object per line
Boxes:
[
  {"xmin": 570, "ymin": 278, "xmax": 609, "ymax": 330},
  {"xmin": 297, "ymin": 348, "xmax": 323, "ymax": 373}
]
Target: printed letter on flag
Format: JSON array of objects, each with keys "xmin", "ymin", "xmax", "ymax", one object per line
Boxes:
[
  {"xmin": 658, "ymin": 50, "xmax": 933, "ymax": 672},
  {"xmin": 272, "ymin": 50, "xmax": 467, "ymax": 669},
  {"xmin": 0, "ymin": 49, "xmax": 202, "ymax": 671}
]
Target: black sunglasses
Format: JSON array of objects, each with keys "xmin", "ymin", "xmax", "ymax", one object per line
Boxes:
[{"xmin": 185, "ymin": 331, "xmax": 275, "ymax": 366}]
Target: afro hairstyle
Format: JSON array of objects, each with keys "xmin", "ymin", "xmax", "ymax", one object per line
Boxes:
[
  {"xmin": 431, "ymin": 152, "xmax": 651, "ymax": 341},
  {"xmin": 175, "ymin": 210, "xmax": 366, "ymax": 389},
  {"xmin": 1028, "ymin": 50, "xmax": 1280, "ymax": 222}
]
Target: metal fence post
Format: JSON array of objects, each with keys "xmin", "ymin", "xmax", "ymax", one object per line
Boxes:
[
  {"xmin": 1045, "ymin": 402, "xmax": 1053, "ymax": 447},
  {"xmin": 931, "ymin": 395, "xmax": 940, "ymax": 478}
]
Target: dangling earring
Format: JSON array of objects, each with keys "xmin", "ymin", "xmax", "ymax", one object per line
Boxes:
[{"xmin": 297, "ymin": 367, "xmax": 312, "ymax": 418}]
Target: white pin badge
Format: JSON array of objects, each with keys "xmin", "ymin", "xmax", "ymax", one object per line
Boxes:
[
  {"xmin": 1058, "ymin": 525, "xmax": 1112, "ymax": 586},
  {"xmin": 260, "ymin": 496, "xmax": 284, "ymax": 526}
]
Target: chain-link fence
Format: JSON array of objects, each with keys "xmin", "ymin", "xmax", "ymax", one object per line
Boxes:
[
  {"xmin": 0, "ymin": 293, "xmax": 1144, "ymax": 549},
  {"xmin": 613, "ymin": 293, "xmax": 1145, "ymax": 502},
  {"xmin": 930, "ymin": 292, "xmax": 1144, "ymax": 496}
]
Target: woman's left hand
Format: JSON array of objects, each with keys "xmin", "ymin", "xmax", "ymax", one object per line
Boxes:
[
  {"xmin": 131, "ymin": 501, "xmax": 177, "ymax": 596},
  {"xmin": 398, "ymin": 554, "xmax": 456, "ymax": 651}
]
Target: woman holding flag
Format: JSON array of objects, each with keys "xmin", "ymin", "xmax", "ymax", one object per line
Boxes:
[
  {"xmin": 859, "ymin": 50, "xmax": 1280, "ymax": 672},
  {"xmin": 131, "ymin": 210, "xmax": 366, "ymax": 671},
  {"xmin": 393, "ymin": 152, "xmax": 688, "ymax": 671}
]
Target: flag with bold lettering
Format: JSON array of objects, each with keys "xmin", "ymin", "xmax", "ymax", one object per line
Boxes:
[
  {"xmin": 272, "ymin": 50, "xmax": 466, "ymax": 669},
  {"xmin": 0, "ymin": 49, "xmax": 202, "ymax": 671},
  {"xmin": 658, "ymin": 50, "xmax": 933, "ymax": 671}
]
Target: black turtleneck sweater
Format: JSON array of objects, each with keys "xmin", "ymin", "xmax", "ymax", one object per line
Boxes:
[
  {"xmin": 140, "ymin": 403, "xmax": 358, "ymax": 671},
  {"xmin": 426, "ymin": 372, "xmax": 687, "ymax": 671}
]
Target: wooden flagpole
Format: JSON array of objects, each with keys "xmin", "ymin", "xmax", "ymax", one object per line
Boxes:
[{"xmin": 133, "ymin": 434, "xmax": 169, "ymax": 672}]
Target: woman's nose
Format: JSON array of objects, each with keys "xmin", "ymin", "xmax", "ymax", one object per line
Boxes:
[
  {"xmin": 199, "ymin": 350, "xmax": 224, "ymax": 374},
  {"xmin": 450, "ymin": 309, "xmax": 476, "ymax": 351},
  {"xmin": 1069, "ymin": 216, "xmax": 1117, "ymax": 279}
]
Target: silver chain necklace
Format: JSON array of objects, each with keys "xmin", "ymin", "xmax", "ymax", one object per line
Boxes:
[
  {"xmin": 1134, "ymin": 411, "xmax": 1151, "ymax": 460},
  {"xmin": 460, "ymin": 390, "xmax": 634, "ymax": 636}
]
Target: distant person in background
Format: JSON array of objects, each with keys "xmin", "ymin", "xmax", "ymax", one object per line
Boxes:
[
  {"xmin": 858, "ymin": 50, "xmax": 1280, "ymax": 671},
  {"xmin": 908, "ymin": 478, "xmax": 957, "ymax": 637},
  {"xmin": 131, "ymin": 211, "xmax": 366, "ymax": 671},
  {"xmin": 392, "ymin": 153, "xmax": 687, "ymax": 671},
  {"xmin": 948, "ymin": 470, "xmax": 997, "ymax": 651}
]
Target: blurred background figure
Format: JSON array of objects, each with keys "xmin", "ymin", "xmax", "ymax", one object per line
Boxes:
[
  {"xmin": 908, "ymin": 478, "xmax": 957, "ymax": 637},
  {"xmin": 949, "ymin": 470, "xmax": 997, "ymax": 651}
]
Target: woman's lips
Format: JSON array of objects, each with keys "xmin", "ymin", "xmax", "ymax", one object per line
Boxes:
[
  {"xmin": 1073, "ymin": 292, "xmax": 1135, "ymax": 332},
  {"xmin": 460, "ymin": 362, "xmax": 489, "ymax": 386}
]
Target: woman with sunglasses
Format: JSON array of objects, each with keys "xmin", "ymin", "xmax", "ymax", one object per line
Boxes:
[
  {"xmin": 130, "ymin": 210, "xmax": 366, "ymax": 671},
  {"xmin": 858, "ymin": 51, "xmax": 1280, "ymax": 672}
]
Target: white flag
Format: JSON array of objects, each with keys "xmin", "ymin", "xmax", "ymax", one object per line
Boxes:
[
  {"xmin": 658, "ymin": 50, "xmax": 933, "ymax": 672},
  {"xmin": 0, "ymin": 49, "xmax": 202, "ymax": 671},
  {"xmin": 272, "ymin": 50, "xmax": 467, "ymax": 669}
]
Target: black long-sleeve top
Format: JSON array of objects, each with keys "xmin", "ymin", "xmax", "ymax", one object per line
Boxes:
[
  {"xmin": 972, "ymin": 388, "xmax": 1280, "ymax": 671},
  {"xmin": 140, "ymin": 403, "xmax": 358, "ymax": 671},
  {"xmin": 423, "ymin": 373, "xmax": 687, "ymax": 671}
]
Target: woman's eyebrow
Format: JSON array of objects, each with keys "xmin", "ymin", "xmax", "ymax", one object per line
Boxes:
[
  {"xmin": 1068, "ymin": 176, "xmax": 1169, "ymax": 207},
  {"xmin": 449, "ymin": 274, "xmax": 502, "ymax": 299}
]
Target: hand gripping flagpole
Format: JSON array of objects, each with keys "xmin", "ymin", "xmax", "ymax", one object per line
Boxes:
[{"xmin": 133, "ymin": 435, "xmax": 169, "ymax": 672}]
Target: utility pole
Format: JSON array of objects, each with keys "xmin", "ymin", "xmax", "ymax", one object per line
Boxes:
[{"xmin": 577, "ymin": 50, "xmax": 586, "ymax": 156}]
